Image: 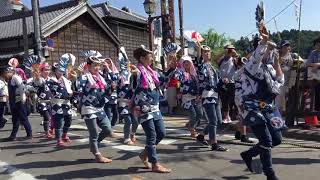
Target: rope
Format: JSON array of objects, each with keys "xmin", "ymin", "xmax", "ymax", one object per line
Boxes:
[{"xmin": 244, "ymin": 0, "xmax": 298, "ymax": 38}]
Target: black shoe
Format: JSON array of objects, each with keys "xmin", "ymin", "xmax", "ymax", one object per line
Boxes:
[
  {"xmin": 235, "ymin": 131, "xmax": 241, "ymax": 140},
  {"xmin": 24, "ymin": 135, "xmax": 33, "ymax": 140},
  {"xmin": 267, "ymin": 173, "xmax": 279, "ymax": 180},
  {"xmin": 196, "ymin": 134, "xmax": 209, "ymax": 146},
  {"xmin": 240, "ymin": 151, "xmax": 253, "ymax": 172},
  {"xmin": 241, "ymin": 135, "xmax": 254, "ymax": 143},
  {"xmin": 211, "ymin": 143, "xmax": 229, "ymax": 151},
  {"xmin": 3, "ymin": 137, "xmax": 16, "ymax": 142},
  {"xmin": 0, "ymin": 119, "xmax": 7, "ymax": 129}
]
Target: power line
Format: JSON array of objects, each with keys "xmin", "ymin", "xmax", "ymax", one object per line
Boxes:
[{"xmin": 244, "ymin": 0, "xmax": 297, "ymax": 38}]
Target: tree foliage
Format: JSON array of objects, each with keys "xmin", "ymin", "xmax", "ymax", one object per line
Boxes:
[
  {"xmin": 201, "ymin": 28, "xmax": 231, "ymax": 64},
  {"xmin": 234, "ymin": 29, "xmax": 320, "ymax": 58}
]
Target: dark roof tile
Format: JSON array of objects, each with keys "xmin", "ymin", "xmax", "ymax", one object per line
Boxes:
[
  {"xmin": 0, "ymin": 0, "xmax": 146, "ymax": 40},
  {"xmin": 92, "ymin": 3, "xmax": 147, "ymax": 24},
  {"xmin": 0, "ymin": 1, "xmax": 76, "ymax": 39}
]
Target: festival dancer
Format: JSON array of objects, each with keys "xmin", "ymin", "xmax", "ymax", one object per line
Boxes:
[
  {"xmin": 49, "ymin": 53, "xmax": 75, "ymax": 147},
  {"xmin": 237, "ymin": 24, "xmax": 285, "ymax": 180},
  {"xmin": 132, "ymin": 45, "xmax": 171, "ymax": 173},
  {"xmin": 167, "ymin": 55, "xmax": 202, "ymax": 138},
  {"xmin": 116, "ymin": 47, "xmax": 138, "ymax": 145},
  {"xmin": 196, "ymin": 45, "xmax": 228, "ymax": 151},
  {"xmin": 23, "ymin": 56, "xmax": 54, "ymax": 139},
  {"xmin": 0, "ymin": 67, "xmax": 9, "ymax": 129},
  {"xmin": 77, "ymin": 50, "xmax": 113, "ymax": 163},
  {"xmin": 102, "ymin": 58, "xmax": 120, "ymax": 128}
]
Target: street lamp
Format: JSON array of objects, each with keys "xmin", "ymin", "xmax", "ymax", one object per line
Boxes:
[
  {"xmin": 143, "ymin": 0, "xmax": 156, "ymax": 16},
  {"xmin": 143, "ymin": 0, "xmax": 156, "ymax": 51}
]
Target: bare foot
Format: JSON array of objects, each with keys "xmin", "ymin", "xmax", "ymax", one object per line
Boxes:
[
  {"xmin": 124, "ymin": 139, "xmax": 135, "ymax": 145},
  {"xmin": 130, "ymin": 134, "xmax": 137, "ymax": 142},
  {"xmin": 152, "ymin": 163, "xmax": 171, "ymax": 173},
  {"xmin": 139, "ymin": 151, "xmax": 151, "ymax": 169},
  {"xmin": 110, "ymin": 132, "xmax": 118, "ymax": 138},
  {"xmin": 95, "ymin": 154, "xmax": 112, "ymax": 163}
]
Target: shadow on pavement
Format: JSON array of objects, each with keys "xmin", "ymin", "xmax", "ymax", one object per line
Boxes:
[
  {"xmin": 170, "ymin": 179, "xmax": 214, "ymax": 180},
  {"xmin": 12, "ymin": 159, "xmax": 95, "ymax": 170},
  {"xmin": 36, "ymin": 167, "xmax": 150, "ymax": 179},
  {"xmin": 273, "ymin": 157, "xmax": 320, "ymax": 165},
  {"xmin": 221, "ymin": 176, "xmax": 250, "ymax": 180}
]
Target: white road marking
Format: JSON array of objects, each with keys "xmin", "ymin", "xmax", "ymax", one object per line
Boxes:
[
  {"xmin": 220, "ymin": 134, "xmax": 258, "ymax": 142},
  {"xmin": 158, "ymin": 139, "xmax": 177, "ymax": 145},
  {"xmin": 68, "ymin": 125, "xmax": 178, "ymax": 152},
  {"xmin": 70, "ymin": 124, "xmax": 88, "ymax": 130},
  {"xmin": 0, "ymin": 161, "xmax": 37, "ymax": 180}
]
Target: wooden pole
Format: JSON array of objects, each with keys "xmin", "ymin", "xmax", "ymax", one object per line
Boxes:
[
  {"xmin": 31, "ymin": 0, "xmax": 42, "ymax": 57},
  {"xmin": 148, "ymin": 15, "xmax": 154, "ymax": 51},
  {"xmin": 160, "ymin": 0, "xmax": 167, "ymax": 71},
  {"xmin": 291, "ymin": 0, "xmax": 303, "ymax": 127},
  {"xmin": 178, "ymin": 0, "xmax": 184, "ymax": 53},
  {"xmin": 22, "ymin": 7, "xmax": 29, "ymax": 59},
  {"xmin": 168, "ymin": 0, "xmax": 176, "ymax": 42},
  {"xmin": 297, "ymin": 0, "xmax": 302, "ymax": 55}
]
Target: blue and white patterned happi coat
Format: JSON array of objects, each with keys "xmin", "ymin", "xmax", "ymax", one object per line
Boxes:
[
  {"xmin": 170, "ymin": 69, "xmax": 199, "ymax": 109},
  {"xmin": 48, "ymin": 77, "xmax": 72, "ymax": 116},
  {"xmin": 133, "ymin": 69, "xmax": 163, "ymax": 124},
  {"xmin": 77, "ymin": 74, "xmax": 109, "ymax": 120},
  {"xmin": 27, "ymin": 77, "xmax": 53, "ymax": 113},
  {"xmin": 198, "ymin": 62, "xmax": 220, "ymax": 105},
  {"xmin": 235, "ymin": 43, "xmax": 285, "ymax": 127},
  {"xmin": 102, "ymin": 70, "xmax": 119, "ymax": 105},
  {"xmin": 117, "ymin": 69, "xmax": 135, "ymax": 116}
]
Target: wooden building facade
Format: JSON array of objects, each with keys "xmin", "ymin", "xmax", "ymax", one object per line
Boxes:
[
  {"xmin": 47, "ymin": 14, "xmax": 118, "ymax": 65},
  {"xmin": 0, "ymin": 0, "xmax": 149, "ymax": 67}
]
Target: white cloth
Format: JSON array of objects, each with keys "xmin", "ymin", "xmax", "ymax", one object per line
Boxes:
[
  {"xmin": 10, "ymin": 74, "xmax": 26, "ymax": 103},
  {"xmin": 62, "ymin": 76, "xmax": 73, "ymax": 94},
  {"xmin": 81, "ymin": 106, "xmax": 104, "ymax": 115}
]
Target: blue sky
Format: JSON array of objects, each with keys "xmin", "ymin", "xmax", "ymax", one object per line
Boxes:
[{"xmin": 22, "ymin": 0, "xmax": 320, "ymax": 40}]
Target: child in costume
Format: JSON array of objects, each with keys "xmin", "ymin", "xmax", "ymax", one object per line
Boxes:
[{"xmin": 49, "ymin": 53, "xmax": 75, "ymax": 147}]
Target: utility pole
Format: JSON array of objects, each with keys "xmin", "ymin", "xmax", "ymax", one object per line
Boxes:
[
  {"xmin": 297, "ymin": 0, "xmax": 303, "ymax": 55},
  {"xmin": 178, "ymin": 0, "xmax": 184, "ymax": 54},
  {"xmin": 22, "ymin": 7, "xmax": 28, "ymax": 60},
  {"xmin": 290, "ymin": 0, "xmax": 303, "ymax": 127},
  {"xmin": 160, "ymin": 0, "xmax": 166, "ymax": 71},
  {"xmin": 161, "ymin": 0, "xmax": 168, "ymax": 42},
  {"xmin": 31, "ymin": 0, "xmax": 42, "ymax": 57},
  {"xmin": 148, "ymin": 15, "xmax": 154, "ymax": 51},
  {"xmin": 168, "ymin": 0, "xmax": 176, "ymax": 42}
]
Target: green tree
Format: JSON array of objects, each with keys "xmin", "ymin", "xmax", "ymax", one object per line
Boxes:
[
  {"xmin": 201, "ymin": 28, "xmax": 230, "ymax": 64},
  {"xmin": 234, "ymin": 29, "xmax": 320, "ymax": 59}
]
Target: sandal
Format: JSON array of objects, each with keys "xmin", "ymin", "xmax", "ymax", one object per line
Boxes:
[
  {"xmin": 57, "ymin": 139, "xmax": 65, "ymax": 148},
  {"xmin": 188, "ymin": 127, "xmax": 198, "ymax": 138},
  {"xmin": 211, "ymin": 144, "xmax": 229, "ymax": 152}
]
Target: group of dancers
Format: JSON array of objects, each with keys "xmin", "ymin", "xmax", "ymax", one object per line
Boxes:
[{"xmin": 0, "ymin": 23, "xmax": 288, "ymax": 179}]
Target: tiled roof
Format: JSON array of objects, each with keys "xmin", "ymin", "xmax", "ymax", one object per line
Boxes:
[
  {"xmin": 0, "ymin": 0, "xmax": 78, "ymax": 39},
  {"xmin": 0, "ymin": 0, "xmax": 146, "ymax": 40},
  {"xmin": 0, "ymin": 0, "xmax": 29, "ymax": 18},
  {"xmin": 92, "ymin": 3, "xmax": 147, "ymax": 24},
  {"xmin": 0, "ymin": 0, "xmax": 13, "ymax": 17}
]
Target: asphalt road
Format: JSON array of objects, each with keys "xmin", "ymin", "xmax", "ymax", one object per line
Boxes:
[{"xmin": 0, "ymin": 114, "xmax": 320, "ymax": 180}]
